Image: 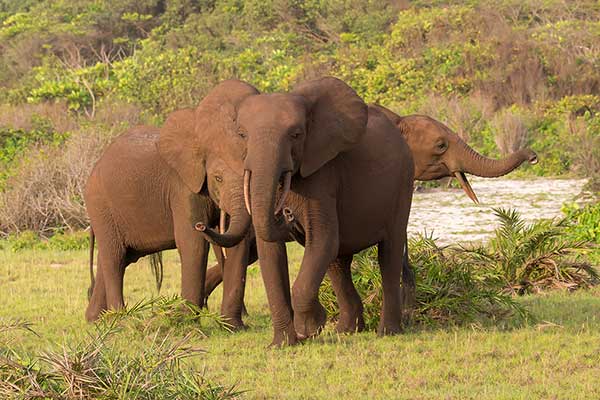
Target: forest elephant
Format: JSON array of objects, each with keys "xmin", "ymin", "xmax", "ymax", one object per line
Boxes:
[
  {"xmin": 197, "ymin": 77, "xmax": 415, "ymax": 346},
  {"xmin": 201, "ymin": 103, "xmax": 538, "ymax": 336},
  {"xmin": 85, "ymin": 80, "xmax": 258, "ymax": 329}
]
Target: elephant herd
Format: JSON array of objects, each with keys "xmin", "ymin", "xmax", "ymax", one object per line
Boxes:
[{"xmin": 84, "ymin": 77, "xmax": 537, "ymax": 346}]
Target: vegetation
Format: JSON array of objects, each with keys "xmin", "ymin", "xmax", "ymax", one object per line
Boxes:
[
  {"xmin": 0, "ymin": 0, "xmax": 599, "ymax": 234},
  {"xmin": 0, "ymin": 298, "xmax": 239, "ymax": 399},
  {"xmin": 1, "ymin": 243, "xmax": 600, "ymax": 399},
  {"xmin": 320, "ymin": 208, "xmax": 597, "ymax": 330}
]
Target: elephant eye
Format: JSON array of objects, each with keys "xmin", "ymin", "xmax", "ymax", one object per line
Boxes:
[
  {"xmin": 437, "ymin": 142, "xmax": 447, "ymax": 151},
  {"xmin": 290, "ymin": 129, "xmax": 303, "ymax": 139},
  {"xmin": 215, "ymin": 175, "xmax": 223, "ymax": 183},
  {"xmin": 237, "ymin": 127, "xmax": 247, "ymax": 139}
]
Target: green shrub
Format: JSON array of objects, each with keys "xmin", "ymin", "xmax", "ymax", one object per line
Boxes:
[
  {"xmin": 319, "ymin": 236, "xmax": 528, "ymax": 331},
  {"xmin": 464, "ymin": 208, "xmax": 598, "ymax": 294},
  {"xmin": 563, "ymin": 202, "xmax": 600, "ymax": 245},
  {"xmin": 0, "ymin": 297, "xmax": 239, "ymax": 400}
]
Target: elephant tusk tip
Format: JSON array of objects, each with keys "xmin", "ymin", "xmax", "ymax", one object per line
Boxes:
[{"xmin": 194, "ymin": 222, "xmax": 206, "ymax": 232}]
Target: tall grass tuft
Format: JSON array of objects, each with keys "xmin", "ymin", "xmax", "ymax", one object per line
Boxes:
[{"xmin": 0, "ymin": 298, "xmax": 240, "ymax": 399}]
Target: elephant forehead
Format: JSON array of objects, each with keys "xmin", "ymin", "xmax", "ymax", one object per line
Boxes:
[{"xmin": 238, "ymin": 94, "xmax": 306, "ymax": 127}]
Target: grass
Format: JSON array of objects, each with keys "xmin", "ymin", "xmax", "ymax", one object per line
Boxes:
[{"xmin": 1, "ymin": 244, "xmax": 600, "ymax": 399}]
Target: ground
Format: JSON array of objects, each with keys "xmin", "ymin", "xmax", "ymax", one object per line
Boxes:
[{"xmin": 1, "ymin": 178, "xmax": 599, "ymax": 399}]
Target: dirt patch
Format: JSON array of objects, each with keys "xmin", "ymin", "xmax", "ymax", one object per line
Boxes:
[{"xmin": 409, "ymin": 178, "xmax": 588, "ymax": 244}]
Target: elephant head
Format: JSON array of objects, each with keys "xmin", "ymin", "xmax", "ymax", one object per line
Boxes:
[
  {"xmin": 372, "ymin": 105, "xmax": 538, "ymax": 203},
  {"xmin": 234, "ymin": 77, "xmax": 368, "ymax": 242},
  {"xmin": 158, "ymin": 80, "xmax": 260, "ymax": 246}
]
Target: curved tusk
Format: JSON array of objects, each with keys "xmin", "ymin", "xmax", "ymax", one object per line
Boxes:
[
  {"xmin": 274, "ymin": 171, "xmax": 292, "ymax": 215},
  {"xmin": 454, "ymin": 171, "xmax": 479, "ymax": 204},
  {"xmin": 243, "ymin": 170, "xmax": 252, "ymax": 216},
  {"xmin": 219, "ymin": 209, "xmax": 227, "ymax": 259},
  {"xmin": 219, "ymin": 209, "xmax": 226, "ymax": 234}
]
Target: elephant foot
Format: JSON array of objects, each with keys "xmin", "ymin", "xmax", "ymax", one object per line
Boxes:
[
  {"xmin": 294, "ymin": 302, "xmax": 327, "ymax": 339},
  {"xmin": 85, "ymin": 303, "xmax": 106, "ymax": 322},
  {"xmin": 223, "ymin": 317, "xmax": 247, "ymax": 332},
  {"xmin": 336, "ymin": 312, "xmax": 365, "ymax": 334},
  {"xmin": 377, "ymin": 318, "xmax": 403, "ymax": 336},
  {"xmin": 270, "ymin": 323, "xmax": 299, "ymax": 347}
]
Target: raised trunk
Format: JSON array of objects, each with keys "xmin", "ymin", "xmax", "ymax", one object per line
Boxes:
[
  {"xmin": 196, "ymin": 191, "xmax": 251, "ymax": 248},
  {"xmin": 250, "ymin": 165, "xmax": 289, "ymax": 242},
  {"xmin": 458, "ymin": 140, "xmax": 537, "ymax": 178}
]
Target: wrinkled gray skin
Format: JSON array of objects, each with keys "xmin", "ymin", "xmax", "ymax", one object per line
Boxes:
[
  {"xmin": 201, "ymin": 102, "xmax": 538, "ymax": 337},
  {"xmin": 85, "ymin": 80, "xmax": 260, "ymax": 328}
]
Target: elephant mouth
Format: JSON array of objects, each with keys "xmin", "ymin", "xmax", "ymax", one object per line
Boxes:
[
  {"xmin": 243, "ymin": 169, "xmax": 292, "ymax": 216},
  {"xmin": 529, "ymin": 154, "xmax": 538, "ymax": 164},
  {"xmin": 453, "ymin": 171, "xmax": 479, "ymax": 204}
]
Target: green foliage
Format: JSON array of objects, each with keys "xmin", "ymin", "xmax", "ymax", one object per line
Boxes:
[
  {"xmin": 0, "ymin": 297, "xmax": 239, "ymax": 399},
  {"xmin": 320, "ymin": 208, "xmax": 599, "ymax": 330},
  {"xmin": 563, "ymin": 202, "xmax": 600, "ymax": 245},
  {"xmin": 319, "ymin": 236, "xmax": 529, "ymax": 331},
  {"xmin": 1, "ymin": 230, "xmax": 88, "ymax": 251},
  {"xmin": 464, "ymin": 208, "xmax": 598, "ymax": 294}
]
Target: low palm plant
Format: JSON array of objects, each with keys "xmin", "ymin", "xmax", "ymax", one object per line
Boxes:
[
  {"xmin": 0, "ymin": 297, "xmax": 241, "ymax": 400},
  {"xmin": 320, "ymin": 208, "xmax": 598, "ymax": 331},
  {"xmin": 463, "ymin": 208, "xmax": 598, "ymax": 294}
]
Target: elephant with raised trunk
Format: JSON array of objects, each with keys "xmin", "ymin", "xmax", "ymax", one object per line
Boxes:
[{"xmin": 85, "ymin": 80, "xmax": 257, "ymax": 328}]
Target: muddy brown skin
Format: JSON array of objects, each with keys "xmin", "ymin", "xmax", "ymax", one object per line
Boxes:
[
  {"xmin": 85, "ymin": 81, "xmax": 259, "ymax": 328},
  {"xmin": 202, "ymin": 102, "xmax": 537, "ymax": 338}
]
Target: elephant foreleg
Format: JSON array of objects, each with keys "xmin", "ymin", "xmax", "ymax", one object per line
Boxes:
[
  {"xmin": 220, "ymin": 237, "xmax": 251, "ymax": 330},
  {"xmin": 256, "ymin": 238, "xmax": 297, "ymax": 346}
]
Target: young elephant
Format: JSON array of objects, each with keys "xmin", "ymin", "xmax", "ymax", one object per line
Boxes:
[{"xmin": 85, "ymin": 80, "xmax": 259, "ymax": 326}]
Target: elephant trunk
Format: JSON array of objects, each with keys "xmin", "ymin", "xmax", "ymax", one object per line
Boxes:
[
  {"xmin": 196, "ymin": 190, "xmax": 251, "ymax": 248},
  {"xmin": 457, "ymin": 139, "xmax": 538, "ymax": 178},
  {"xmin": 248, "ymin": 166, "xmax": 290, "ymax": 243}
]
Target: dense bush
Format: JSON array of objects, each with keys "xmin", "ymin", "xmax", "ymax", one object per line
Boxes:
[{"xmin": 0, "ymin": 0, "xmax": 599, "ymax": 234}]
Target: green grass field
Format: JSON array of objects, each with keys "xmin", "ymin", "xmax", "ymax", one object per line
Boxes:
[{"xmin": 1, "ymin": 244, "xmax": 599, "ymax": 399}]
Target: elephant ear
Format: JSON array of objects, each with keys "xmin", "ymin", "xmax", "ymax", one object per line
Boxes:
[
  {"xmin": 293, "ymin": 76, "xmax": 368, "ymax": 177},
  {"xmin": 158, "ymin": 108, "xmax": 205, "ymax": 193},
  {"xmin": 158, "ymin": 80, "xmax": 260, "ymax": 193},
  {"xmin": 370, "ymin": 104, "xmax": 411, "ymax": 137}
]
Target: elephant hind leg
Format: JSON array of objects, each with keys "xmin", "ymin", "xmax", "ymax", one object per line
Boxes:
[
  {"xmin": 376, "ymin": 233, "xmax": 406, "ymax": 336},
  {"xmin": 97, "ymin": 243, "xmax": 127, "ymax": 312},
  {"xmin": 327, "ymin": 256, "xmax": 365, "ymax": 333},
  {"xmin": 400, "ymin": 244, "xmax": 416, "ymax": 326},
  {"xmin": 85, "ymin": 257, "xmax": 108, "ymax": 322}
]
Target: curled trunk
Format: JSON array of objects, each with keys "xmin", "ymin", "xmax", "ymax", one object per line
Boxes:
[
  {"xmin": 196, "ymin": 191, "xmax": 251, "ymax": 248},
  {"xmin": 249, "ymin": 166, "xmax": 289, "ymax": 242}
]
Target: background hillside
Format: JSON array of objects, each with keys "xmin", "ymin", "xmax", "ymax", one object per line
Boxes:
[{"xmin": 0, "ymin": 0, "xmax": 598, "ymax": 235}]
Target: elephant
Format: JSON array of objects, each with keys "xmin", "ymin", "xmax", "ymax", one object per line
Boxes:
[
  {"xmin": 195, "ymin": 77, "xmax": 415, "ymax": 346},
  {"xmin": 84, "ymin": 80, "xmax": 259, "ymax": 327},
  {"xmin": 200, "ymin": 101, "xmax": 538, "ymax": 337}
]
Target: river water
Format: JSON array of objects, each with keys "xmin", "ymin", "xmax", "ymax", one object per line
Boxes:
[{"xmin": 408, "ymin": 178, "xmax": 589, "ymax": 244}]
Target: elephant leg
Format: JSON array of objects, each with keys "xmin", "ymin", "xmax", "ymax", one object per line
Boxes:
[
  {"xmin": 256, "ymin": 238, "xmax": 297, "ymax": 346},
  {"xmin": 98, "ymin": 243, "xmax": 127, "ymax": 313},
  {"xmin": 204, "ymin": 243, "xmax": 257, "ymax": 313},
  {"xmin": 400, "ymin": 244, "xmax": 416, "ymax": 326},
  {"xmin": 376, "ymin": 234, "xmax": 407, "ymax": 336},
  {"xmin": 292, "ymin": 238, "xmax": 338, "ymax": 339},
  {"xmin": 220, "ymin": 238, "xmax": 250, "ymax": 330},
  {"xmin": 85, "ymin": 258, "xmax": 108, "ymax": 322},
  {"xmin": 176, "ymin": 231, "xmax": 209, "ymax": 308},
  {"xmin": 327, "ymin": 256, "xmax": 365, "ymax": 333}
]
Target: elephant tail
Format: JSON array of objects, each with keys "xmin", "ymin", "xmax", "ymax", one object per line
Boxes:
[
  {"xmin": 148, "ymin": 252, "xmax": 164, "ymax": 292},
  {"xmin": 87, "ymin": 227, "xmax": 95, "ymax": 300}
]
